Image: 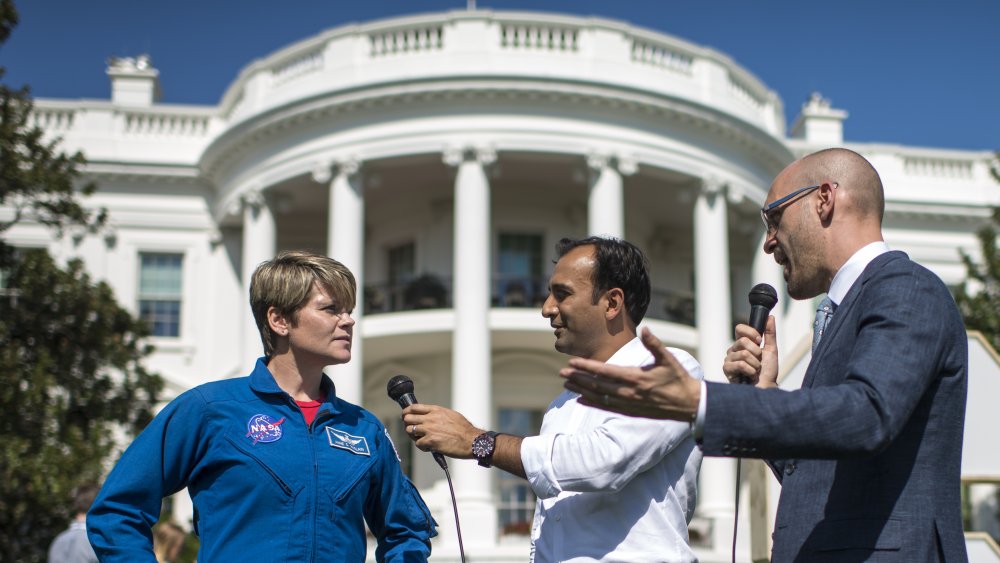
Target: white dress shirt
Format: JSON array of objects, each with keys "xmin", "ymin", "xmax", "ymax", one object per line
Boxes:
[{"xmin": 520, "ymin": 337, "xmax": 704, "ymax": 562}]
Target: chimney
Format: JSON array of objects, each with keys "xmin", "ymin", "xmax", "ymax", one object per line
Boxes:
[
  {"xmin": 790, "ymin": 92, "xmax": 848, "ymax": 144},
  {"xmin": 106, "ymin": 54, "xmax": 161, "ymax": 107}
]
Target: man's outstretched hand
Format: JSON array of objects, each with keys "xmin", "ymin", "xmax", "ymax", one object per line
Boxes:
[{"xmin": 561, "ymin": 327, "xmax": 701, "ymax": 421}]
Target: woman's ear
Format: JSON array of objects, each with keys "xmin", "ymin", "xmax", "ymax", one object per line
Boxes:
[{"xmin": 267, "ymin": 306, "xmax": 289, "ymax": 336}]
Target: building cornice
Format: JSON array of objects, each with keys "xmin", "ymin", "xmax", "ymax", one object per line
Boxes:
[{"xmin": 201, "ymin": 76, "xmax": 792, "ymax": 183}]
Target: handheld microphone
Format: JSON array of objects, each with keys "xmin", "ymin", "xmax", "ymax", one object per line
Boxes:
[
  {"xmin": 386, "ymin": 375, "xmax": 448, "ymax": 469},
  {"xmin": 748, "ymin": 283, "xmax": 778, "ymax": 334},
  {"xmin": 733, "ymin": 283, "xmax": 778, "ymax": 563},
  {"xmin": 387, "ymin": 375, "xmax": 468, "ymax": 563}
]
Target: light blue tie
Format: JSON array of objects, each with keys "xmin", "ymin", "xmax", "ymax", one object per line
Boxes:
[{"xmin": 812, "ymin": 296, "xmax": 836, "ymax": 353}]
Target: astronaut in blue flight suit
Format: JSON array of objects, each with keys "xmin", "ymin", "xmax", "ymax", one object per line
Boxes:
[{"xmin": 88, "ymin": 251, "xmax": 437, "ymax": 562}]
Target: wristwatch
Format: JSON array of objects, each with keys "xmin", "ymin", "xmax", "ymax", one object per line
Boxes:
[{"xmin": 471, "ymin": 431, "xmax": 499, "ymax": 467}]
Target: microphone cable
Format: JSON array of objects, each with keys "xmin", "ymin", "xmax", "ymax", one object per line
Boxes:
[
  {"xmin": 434, "ymin": 456, "xmax": 467, "ymax": 563},
  {"xmin": 733, "ymin": 458, "xmax": 741, "ymax": 563},
  {"xmin": 387, "ymin": 375, "xmax": 466, "ymax": 562}
]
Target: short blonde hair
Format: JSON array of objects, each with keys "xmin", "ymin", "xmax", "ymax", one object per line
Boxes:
[{"xmin": 249, "ymin": 251, "xmax": 356, "ymax": 356}]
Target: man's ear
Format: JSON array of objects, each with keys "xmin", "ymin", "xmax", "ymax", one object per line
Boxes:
[
  {"xmin": 267, "ymin": 306, "xmax": 290, "ymax": 336},
  {"xmin": 816, "ymin": 181, "xmax": 837, "ymax": 223},
  {"xmin": 605, "ymin": 287, "xmax": 625, "ymax": 321}
]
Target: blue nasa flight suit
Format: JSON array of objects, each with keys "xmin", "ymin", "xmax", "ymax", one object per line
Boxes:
[{"xmin": 88, "ymin": 358, "xmax": 436, "ymax": 562}]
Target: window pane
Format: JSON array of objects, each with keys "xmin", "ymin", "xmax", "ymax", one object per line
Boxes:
[
  {"xmin": 497, "ymin": 407, "xmax": 544, "ymax": 536},
  {"xmin": 498, "ymin": 233, "xmax": 542, "ymax": 276},
  {"xmin": 388, "ymin": 242, "xmax": 416, "ymax": 285},
  {"xmin": 138, "ymin": 253, "xmax": 183, "ymax": 337}
]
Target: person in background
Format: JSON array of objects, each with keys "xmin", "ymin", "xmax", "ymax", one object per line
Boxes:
[
  {"xmin": 152, "ymin": 521, "xmax": 187, "ymax": 563},
  {"xmin": 48, "ymin": 484, "xmax": 100, "ymax": 563}
]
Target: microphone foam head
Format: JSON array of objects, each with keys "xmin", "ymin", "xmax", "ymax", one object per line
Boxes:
[
  {"xmin": 386, "ymin": 374, "xmax": 415, "ymax": 401},
  {"xmin": 749, "ymin": 283, "xmax": 778, "ymax": 309}
]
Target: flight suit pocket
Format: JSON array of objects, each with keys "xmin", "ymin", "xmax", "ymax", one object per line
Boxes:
[{"xmin": 224, "ymin": 433, "xmax": 301, "ymax": 498}]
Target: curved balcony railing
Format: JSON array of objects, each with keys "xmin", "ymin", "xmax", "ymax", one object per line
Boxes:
[{"xmin": 363, "ymin": 274, "xmax": 696, "ymax": 326}]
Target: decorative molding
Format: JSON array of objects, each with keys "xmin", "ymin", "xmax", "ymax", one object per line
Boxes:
[
  {"xmin": 700, "ymin": 175, "xmax": 728, "ymax": 198},
  {"xmin": 103, "ymin": 224, "xmax": 118, "ymax": 248},
  {"xmin": 616, "ymin": 154, "xmax": 638, "ymax": 176},
  {"xmin": 726, "ymin": 182, "xmax": 746, "ymax": 205},
  {"xmin": 476, "ymin": 146, "xmax": 497, "ymax": 167},
  {"xmin": 311, "ymin": 161, "xmax": 334, "ymax": 184},
  {"xmin": 337, "ymin": 157, "xmax": 361, "ymax": 178},
  {"xmin": 442, "ymin": 145, "xmax": 497, "ymax": 168},
  {"xmin": 241, "ymin": 188, "xmax": 266, "ymax": 209},
  {"xmin": 586, "ymin": 151, "xmax": 609, "ymax": 171},
  {"xmin": 207, "ymin": 226, "xmax": 224, "ymax": 247},
  {"xmin": 442, "ymin": 145, "xmax": 464, "ymax": 168}
]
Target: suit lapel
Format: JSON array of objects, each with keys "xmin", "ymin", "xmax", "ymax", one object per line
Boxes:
[{"xmin": 801, "ymin": 251, "xmax": 905, "ymax": 388}]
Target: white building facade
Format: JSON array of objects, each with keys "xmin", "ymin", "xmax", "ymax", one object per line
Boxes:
[{"xmin": 11, "ymin": 9, "xmax": 1000, "ymax": 562}]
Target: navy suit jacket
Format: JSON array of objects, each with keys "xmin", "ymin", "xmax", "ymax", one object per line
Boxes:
[{"xmin": 701, "ymin": 251, "xmax": 968, "ymax": 562}]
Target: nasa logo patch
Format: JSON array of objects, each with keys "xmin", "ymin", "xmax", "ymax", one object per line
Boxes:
[{"xmin": 246, "ymin": 414, "xmax": 285, "ymax": 444}]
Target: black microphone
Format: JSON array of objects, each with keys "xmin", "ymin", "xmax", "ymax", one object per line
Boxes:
[
  {"xmin": 748, "ymin": 283, "xmax": 778, "ymax": 334},
  {"xmin": 387, "ymin": 375, "xmax": 448, "ymax": 470}
]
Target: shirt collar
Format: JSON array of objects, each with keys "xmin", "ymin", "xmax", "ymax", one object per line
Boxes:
[
  {"xmin": 827, "ymin": 241, "xmax": 891, "ymax": 305},
  {"xmin": 605, "ymin": 336, "xmax": 648, "ymax": 367},
  {"xmin": 248, "ymin": 356, "xmax": 340, "ymax": 410}
]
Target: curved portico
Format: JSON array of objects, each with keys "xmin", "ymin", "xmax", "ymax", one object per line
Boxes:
[{"xmin": 190, "ymin": 11, "xmax": 794, "ymax": 555}]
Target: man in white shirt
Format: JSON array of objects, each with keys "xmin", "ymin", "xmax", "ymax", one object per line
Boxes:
[{"xmin": 403, "ymin": 236, "xmax": 703, "ymax": 562}]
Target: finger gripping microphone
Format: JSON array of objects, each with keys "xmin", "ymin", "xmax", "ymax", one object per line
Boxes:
[
  {"xmin": 387, "ymin": 375, "xmax": 448, "ymax": 470},
  {"xmin": 748, "ymin": 283, "xmax": 778, "ymax": 334}
]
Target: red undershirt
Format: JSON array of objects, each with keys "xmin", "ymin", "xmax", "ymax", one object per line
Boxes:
[{"xmin": 296, "ymin": 396, "xmax": 326, "ymax": 426}]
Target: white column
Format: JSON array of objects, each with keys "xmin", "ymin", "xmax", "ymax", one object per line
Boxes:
[
  {"xmin": 693, "ymin": 176, "xmax": 737, "ymax": 554},
  {"xmin": 586, "ymin": 153, "xmax": 636, "ymax": 238},
  {"xmin": 444, "ymin": 145, "xmax": 497, "ymax": 548},
  {"xmin": 241, "ymin": 189, "xmax": 276, "ymax": 373},
  {"xmin": 315, "ymin": 159, "xmax": 364, "ymax": 405}
]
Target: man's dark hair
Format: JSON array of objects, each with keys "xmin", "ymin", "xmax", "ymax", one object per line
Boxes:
[
  {"xmin": 72, "ymin": 484, "xmax": 101, "ymax": 515},
  {"xmin": 554, "ymin": 236, "xmax": 651, "ymax": 324}
]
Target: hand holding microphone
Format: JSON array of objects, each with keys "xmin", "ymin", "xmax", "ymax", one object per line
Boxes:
[
  {"xmin": 723, "ymin": 284, "xmax": 779, "ymax": 387},
  {"xmin": 388, "ymin": 375, "xmax": 484, "ymax": 470}
]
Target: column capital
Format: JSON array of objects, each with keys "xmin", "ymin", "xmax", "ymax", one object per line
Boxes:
[
  {"xmin": 616, "ymin": 154, "xmax": 638, "ymax": 176},
  {"xmin": 443, "ymin": 145, "xmax": 496, "ymax": 167},
  {"xmin": 700, "ymin": 175, "xmax": 729, "ymax": 198},
  {"xmin": 207, "ymin": 225, "xmax": 224, "ymax": 247},
  {"xmin": 311, "ymin": 161, "xmax": 334, "ymax": 184},
  {"xmin": 242, "ymin": 187, "xmax": 266, "ymax": 209},
  {"xmin": 102, "ymin": 223, "xmax": 118, "ymax": 248},
  {"xmin": 586, "ymin": 151, "xmax": 610, "ymax": 171},
  {"xmin": 312, "ymin": 158, "xmax": 361, "ymax": 184},
  {"xmin": 726, "ymin": 182, "xmax": 746, "ymax": 205},
  {"xmin": 586, "ymin": 152, "xmax": 638, "ymax": 176},
  {"xmin": 337, "ymin": 157, "xmax": 361, "ymax": 178}
]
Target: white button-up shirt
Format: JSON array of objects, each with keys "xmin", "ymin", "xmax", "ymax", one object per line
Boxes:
[{"xmin": 520, "ymin": 337, "xmax": 704, "ymax": 562}]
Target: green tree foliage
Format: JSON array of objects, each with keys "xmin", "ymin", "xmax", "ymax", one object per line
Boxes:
[
  {"xmin": 0, "ymin": 1, "xmax": 162, "ymax": 560},
  {"xmin": 955, "ymin": 203, "xmax": 1000, "ymax": 353},
  {"xmin": 0, "ymin": 251, "xmax": 163, "ymax": 561}
]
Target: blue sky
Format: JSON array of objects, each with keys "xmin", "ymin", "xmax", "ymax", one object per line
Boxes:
[{"xmin": 3, "ymin": 0, "xmax": 998, "ymax": 151}]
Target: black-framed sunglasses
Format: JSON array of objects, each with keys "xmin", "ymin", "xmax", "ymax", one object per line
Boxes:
[{"xmin": 759, "ymin": 185, "xmax": 820, "ymax": 236}]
